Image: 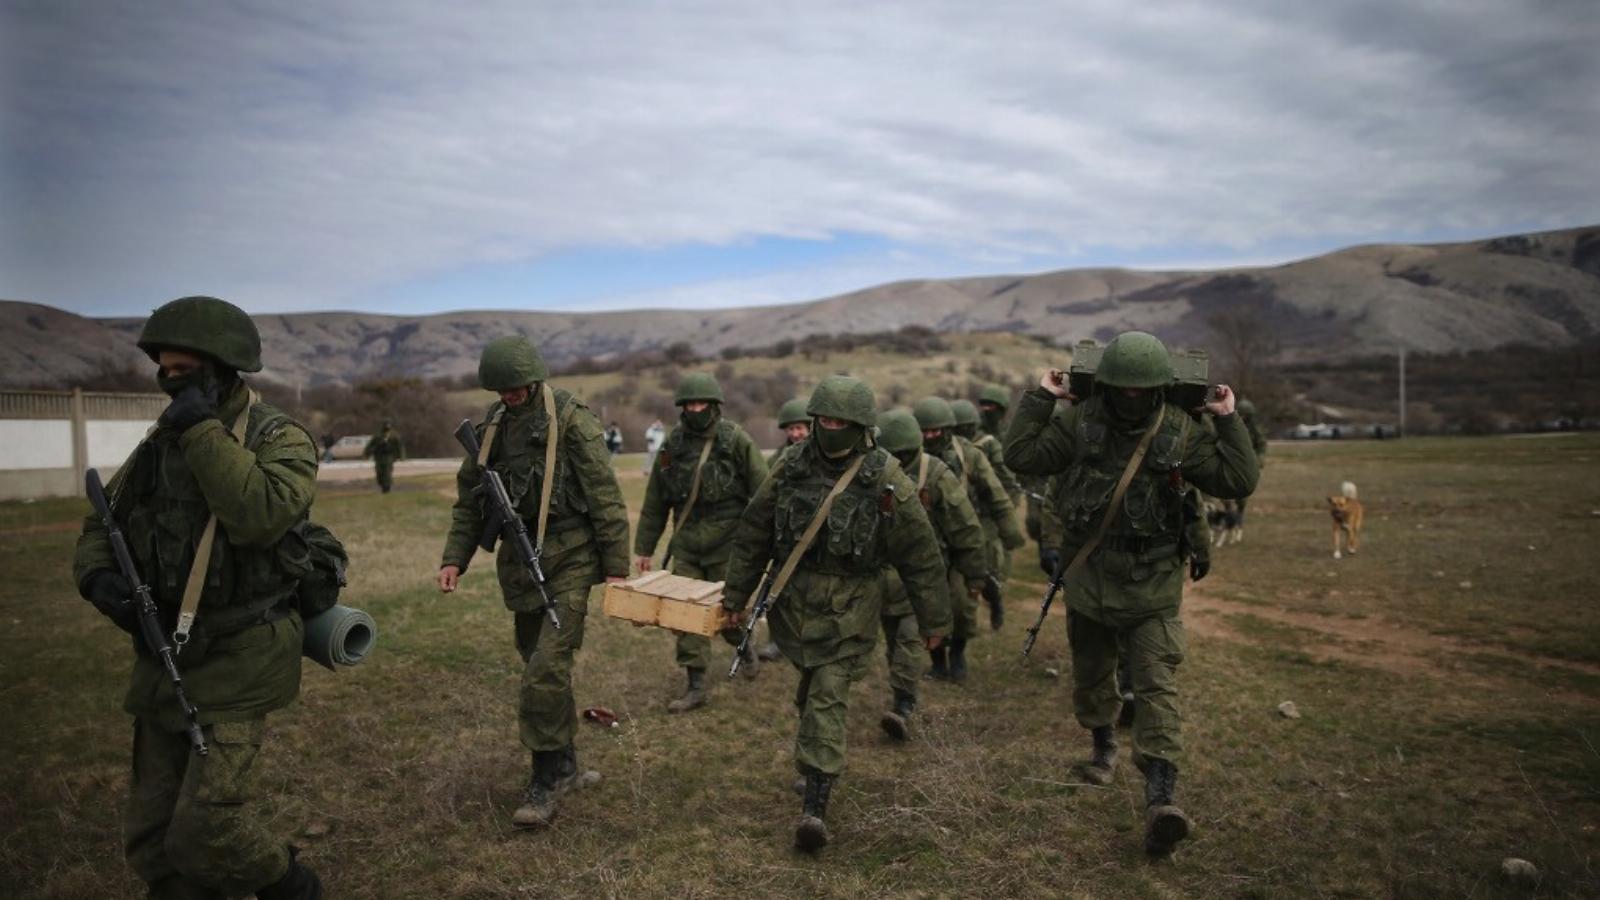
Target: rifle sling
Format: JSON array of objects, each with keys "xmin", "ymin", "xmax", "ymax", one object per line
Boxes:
[
  {"xmin": 474, "ymin": 385, "xmax": 560, "ymax": 554},
  {"xmin": 173, "ymin": 391, "xmax": 256, "ymax": 650},
  {"xmin": 765, "ymin": 453, "xmax": 866, "ymax": 603},
  {"xmin": 664, "ymin": 431, "xmax": 717, "ymax": 559},
  {"xmin": 1057, "ymin": 406, "xmax": 1166, "ymax": 587}
]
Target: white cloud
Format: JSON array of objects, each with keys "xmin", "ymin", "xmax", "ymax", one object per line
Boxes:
[{"xmin": 1, "ymin": 0, "xmax": 1596, "ymax": 314}]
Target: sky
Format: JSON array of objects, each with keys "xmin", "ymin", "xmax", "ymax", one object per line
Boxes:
[{"xmin": 2, "ymin": 0, "xmax": 1596, "ymax": 318}]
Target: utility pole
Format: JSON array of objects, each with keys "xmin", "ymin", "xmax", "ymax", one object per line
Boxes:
[{"xmin": 1398, "ymin": 345, "xmax": 1407, "ymax": 439}]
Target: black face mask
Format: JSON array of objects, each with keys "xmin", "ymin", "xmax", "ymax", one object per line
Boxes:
[
  {"xmin": 682, "ymin": 405, "xmax": 718, "ymax": 433},
  {"xmin": 156, "ymin": 362, "xmax": 219, "ymax": 398},
  {"xmin": 892, "ymin": 449, "xmax": 919, "ymax": 471},
  {"xmin": 1107, "ymin": 390, "xmax": 1160, "ymax": 424},
  {"xmin": 817, "ymin": 423, "xmax": 863, "ymax": 458},
  {"xmin": 923, "ymin": 431, "xmax": 951, "ymax": 456},
  {"xmin": 980, "ymin": 409, "xmax": 1005, "ymax": 434}
]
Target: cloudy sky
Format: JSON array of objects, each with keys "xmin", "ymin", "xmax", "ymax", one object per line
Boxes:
[{"xmin": 2, "ymin": 0, "xmax": 1596, "ymax": 317}]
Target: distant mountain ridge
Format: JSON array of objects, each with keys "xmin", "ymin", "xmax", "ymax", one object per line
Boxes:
[{"xmin": 3, "ymin": 224, "xmax": 1597, "ymax": 389}]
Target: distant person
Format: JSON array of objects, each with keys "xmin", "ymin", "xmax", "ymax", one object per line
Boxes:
[
  {"xmin": 72, "ymin": 295, "xmax": 326, "ymax": 898},
  {"xmin": 437, "ymin": 335, "xmax": 630, "ymax": 829},
  {"xmin": 768, "ymin": 397, "xmax": 811, "ymax": 468},
  {"xmin": 322, "ymin": 432, "xmax": 338, "ymax": 463},
  {"xmin": 363, "ymin": 420, "xmax": 405, "ymax": 493},
  {"xmin": 643, "ymin": 419, "xmax": 666, "ymax": 472},
  {"xmin": 604, "ymin": 422, "xmax": 624, "ymax": 455},
  {"xmin": 634, "ymin": 374, "xmax": 770, "ymax": 711},
  {"xmin": 1005, "ymin": 330, "xmax": 1258, "ymax": 858}
]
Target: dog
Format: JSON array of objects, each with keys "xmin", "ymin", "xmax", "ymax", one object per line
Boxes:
[
  {"xmin": 1327, "ymin": 481, "xmax": 1363, "ymax": 559},
  {"xmin": 1205, "ymin": 496, "xmax": 1243, "ymax": 547}
]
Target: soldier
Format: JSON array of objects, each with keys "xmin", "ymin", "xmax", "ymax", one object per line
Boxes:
[
  {"xmin": 72, "ymin": 296, "xmax": 324, "ymax": 899},
  {"xmin": 438, "ymin": 335, "xmax": 630, "ymax": 829},
  {"xmin": 979, "ymin": 384, "xmax": 1047, "ymax": 543},
  {"xmin": 362, "ymin": 420, "xmax": 405, "ymax": 493},
  {"xmin": 768, "ymin": 396, "xmax": 811, "ymax": 468},
  {"xmin": 721, "ymin": 376, "xmax": 951, "ymax": 853},
  {"xmin": 914, "ymin": 397, "xmax": 1022, "ymax": 678},
  {"xmin": 955, "ymin": 396, "xmax": 1024, "ymax": 622},
  {"xmin": 634, "ymin": 373, "xmax": 770, "ymax": 712},
  {"xmin": 1005, "ymin": 330, "xmax": 1257, "ymax": 856},
  {"xmin": 873, "ymin": 408, "xmax": 987, "ymax": 741},
  {"xmin": 1225, "ymin": 398, "xmax": 1270, "ymax": 542}
]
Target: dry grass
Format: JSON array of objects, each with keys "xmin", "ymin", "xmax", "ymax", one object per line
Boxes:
[{"xmin": 3, "ymin": 435, "xmax": 1599, "ymax": 898}]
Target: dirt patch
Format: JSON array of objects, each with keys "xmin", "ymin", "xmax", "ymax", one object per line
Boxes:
[{"xmin": 1185, "ymin": 582, "xmax": 1600, "ymax": 699}]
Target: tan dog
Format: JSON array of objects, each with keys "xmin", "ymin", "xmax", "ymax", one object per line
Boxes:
[{"xmin": 1327, "ymin": 481, "xmax": 1363, "ymax": 559}]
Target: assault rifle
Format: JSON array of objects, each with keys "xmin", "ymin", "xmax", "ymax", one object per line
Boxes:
[
  {"xmin": 1021, "ymin": 550, "xmax": 1069, "ymax": 658},
  {"xmin": 453, "ymin": 420, "xmax": 562, "ymax": 630},
  {"xmin": 85, "ymin": 469, "xmax": 208, "ymax": 756},
  {"xmin": 728, "ymin": 571, "xmax": 774, "ymax": 678}
]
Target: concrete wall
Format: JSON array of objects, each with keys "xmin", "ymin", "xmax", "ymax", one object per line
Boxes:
[
  {"xmin": 0, "ymin": 420, "xmax": 72, "ymax": 469},
  {"xmin": 0, "ymin": 389, "xmax": 164, "ymax": 501}
]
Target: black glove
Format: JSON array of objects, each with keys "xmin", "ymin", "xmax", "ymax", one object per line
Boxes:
[
  {"xmin": 158, "ymin": 380, "xmax": 220, "ymax": 432},
  {"xmin": 980, "ymin": 574, "xmax": 1003, "ymax": 607},
  {"xmin": 82, "ymin": 570, "xmax": 138, "ymax": 634},
  {"xmin": 1039, "ymin": 547, "xmax": 1061, "ymax": 577},
  {"xmin": 1190, "ymin": 556, "xmax": 1210, "ymax": 582}
]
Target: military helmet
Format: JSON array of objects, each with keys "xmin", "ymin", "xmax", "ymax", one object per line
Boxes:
[
  {"xmin": 806, "ymin": 375, "xmax": 876, "ymax": 427},
  {"xmin": 912, "ymin": 396, "xmax": 956, "ymax": 431},
  {"xmin": 477, "ymin": 335, "xmax": 549, "ymax": 391},
  {"xmin": 1237, "ymin": 398, "xmax": 1256, "ymax": 416},
  {"xmin": 950, "ymin": 399, "xmax": 980, "ymax": 428},
  {"xmin": 876, "ymin": 408, "xmax": 922, "ymax": 453},
  {"xmin": 978, "ymin": 384, "xmax": 1010, "ymax": 409},
  {"xmin": 674, "ymin": 372, "xmax": 724, "ymax": 405},
  {"xmin": 137, "ymin": 296, "xmax": 263, "ymax": 372},
  {"xmin": 1096, "ymin": 331, "xmax": 1173, "ymax": 389},
  {"xmin": 777, "ymin": 397, "xmax": 810, "ymax": 427}
]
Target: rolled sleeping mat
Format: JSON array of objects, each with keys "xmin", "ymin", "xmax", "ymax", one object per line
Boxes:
[{"xmin": 303, "ymin": 605, "xmax": 377, "ymax": 671}]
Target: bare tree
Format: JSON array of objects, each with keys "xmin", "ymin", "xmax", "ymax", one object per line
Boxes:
[{"xmin": 1207, "ymin": 308, "xmax": 1281, "ymax": 397}]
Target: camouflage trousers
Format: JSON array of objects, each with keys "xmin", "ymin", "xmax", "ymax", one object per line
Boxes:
[
  {"xmin": 1068, "ymin": 610, "xmax": 1187, "ymax": 765},
  {"xmin": 879, "ymin": 611, "xmax": 922, "ymax": 700},
  {"xmin": 513, "ymin": 585, "xmax": 591, "ymax": 753},
  {"xmin": 667, "ymin": 551, "xmax": 731, "ymax": 671},
  {"xmin": 949, "ymin": 567, "xmax": 980, "ymax": 641},
  {"xmin": 374, "ymin": 459, "xmax": 394, "ymax": 492},
  {"xmin": 126, "ymin": 717, "xmax": 290, "ymax": 899},
  {"xmin": 793, "ymin": 652, "xmax": 871, "ymax": 776}
]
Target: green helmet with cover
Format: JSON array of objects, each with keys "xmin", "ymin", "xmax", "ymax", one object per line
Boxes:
[
  {"xmin": 674, "ymin": 372, "xmax": 725, "ymax": 405},
  {"xmin": 477, "ymin": 335, "xmax": 549, "ymax": 391},
  {"xmin": 978, "ymin": 384, "xmax": 1010, "ymax": 409},
  {"xmin": 876, "ymin": 408, "xmax": 922, "ymax": 453},
  {"xmin": 137, "ymin": 296, "xmax": 263, "ymax": 372},
  {"xmin": 777, "ymin": 397, "xmax": 810, "ymax": 426},
  {"xmin": 1237, "ymin": 398, "xmax": 1257, "ymax": 416},
  {"xmin": 950, "ymin": 399, "xmax": 980, "ymax": 428},
  {"xmin": 1096, "ymin": 331, "xmax": 1173, "ymax": 389},
  {"xmin": 806, "ymin": 375, "xmax": 876, "ymax": 427},
  {"xmin": 912, "ymin": 396, "xmax": 956, "ymax": 430}
]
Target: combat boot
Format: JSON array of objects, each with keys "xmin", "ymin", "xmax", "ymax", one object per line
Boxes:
[
  {"xmin": 512, "ymin": 750, "xmax": 566, "ymax": 829},
  {"xmin": 988, "ymin": 596, "xmax": 1004, "ymax": 631},
  {"xmin": 924, "ymin": 646, "xmax": 949, "ymax": 681},
  {"xmin": 1118, "ymin": 692, "xmax": 1137, "ymax": 728},
  {"xmin": 794, "ymin": 773, "xmax": 835, "ymax": 853},
  {"xmin": 256, "ymin": 846, "xmax": 323, "ymax": 900},
  {"xmin": 1078, "ymin": 725, "xmax": 1118, "ymax": 785},
  {"xmin": 1142, "ymin": 757, "xmax": 1192, "ymax": 856},
  {"xmin": 667, "ymin": 667, "xmax": 707, "ymax": 713},
  {"xmin": 948, "ymin": 638, "xmax": 969, "ymax": 683},
  {"xmin": 879, "ymin": 689, "xmax": 916, "ymax": 741}
]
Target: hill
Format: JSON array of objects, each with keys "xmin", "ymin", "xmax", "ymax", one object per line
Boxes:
[{"xmin": 2, "ymin": 224, "xmax": 1597, "ymax": 390}]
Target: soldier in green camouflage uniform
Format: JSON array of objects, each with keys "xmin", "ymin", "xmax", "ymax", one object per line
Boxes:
[
  {"xmin": 72, "ymin": 296, "xmax": 324, "ymax": 900},
  {"xmin": 954, "ymin": 397, "xmax": 1023, "ymax": 628},
  {"xmin": 874, "ymin": 409, "xmax": 987, "ymax": 740},
  {"xmin": 1006, "ymin": 331, "xmax": 1257, "ymax": 856},
  {"xmin": 768, "ymin": 397, "xmax": 811, "ymax": 469},
  {"xmin": 721, "ymin": 376, "xmax": 951, "ymax": 853},
  {"xmin": 362, "ymin": 421, "xmax": 404, "ymax": 493},
  {"xmin": 913, "ymin": 397, "xmax": 1022, "ymax": 680},
  {"xmin": 1223, "ymin": 399, "xmax": 1269, "ymax": 541},
  {"xmin": 634, "ymin": 373, "xmax": 770, "ymax": 711},
  {"xmin": 438, "ymin": 335, "xmax": 630, "ymax": 829},
  {"xmin": 978, "ymin": 385, "xmax": 1046, "ymax": 543}
]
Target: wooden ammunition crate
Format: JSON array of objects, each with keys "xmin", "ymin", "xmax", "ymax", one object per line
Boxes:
[{"xmin": 602, "ymin": 571, "xmax": 728, "ymax": 636}]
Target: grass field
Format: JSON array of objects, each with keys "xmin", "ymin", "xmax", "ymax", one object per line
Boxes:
[{"xmin": 3, "ymin": 433, "xmax": 1599, "ymax": 898}]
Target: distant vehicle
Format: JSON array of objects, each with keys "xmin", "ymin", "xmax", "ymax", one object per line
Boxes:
[{"xmin": 330, "ymin": 435, "xmax": 372, "ymax": 460}]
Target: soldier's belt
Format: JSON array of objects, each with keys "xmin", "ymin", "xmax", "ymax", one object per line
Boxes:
[{"xmin": 1098, "ymin": 535, "xmax": 1179, "ymax": 557}]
